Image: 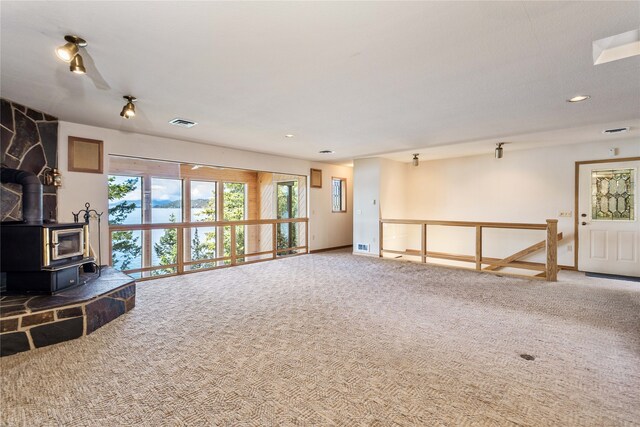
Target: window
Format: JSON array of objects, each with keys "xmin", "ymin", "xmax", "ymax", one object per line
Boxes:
[
  {"xmin": 108, "ymin": 175, "xmax": 143, "ymax": 273},
  {"xmin": 223, "ymin": 182, "xmax": 247, "ymax": 259},
  {"xmin": 277, "ymin": 181, "xmax": 298, "ymax": 251},
  {"xmin": 150, "ymin": 178, "xmax": 183, "ymax": 274},
  {"xmin": 151, "ymin": 178, "xmax": 183, "ymax": 223},
  {"xmin": 108, "ymin": 156, "xmax": 308, "ymax": 277},
  {"xmin": 332, "ymin": 177, "xmax": 347, "ymax": 212},
  {"xmin": 591, "ymin": 168, "xmax": 635, "ymax": 220},
  {"xmin": 189, "ymin": 180, "xmax": 217, "ymax": 269}
]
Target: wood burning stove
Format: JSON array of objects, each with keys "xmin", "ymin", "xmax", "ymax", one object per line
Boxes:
[
  {"xmin": 1, "ymin": 222, "xmax": 93, "ymax": 294},
  {"xmin": 1, "ymin": 168, "xmax": 95, "ymax": 294}
]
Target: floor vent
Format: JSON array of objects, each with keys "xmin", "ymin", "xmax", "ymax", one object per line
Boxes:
[
  {"xmin": 169, "ymin": 118, "xmax": 198, "ymax": 128},
  {"xmin": 520, "ymin": 354, "xmax": 535, "ymax": 361}
]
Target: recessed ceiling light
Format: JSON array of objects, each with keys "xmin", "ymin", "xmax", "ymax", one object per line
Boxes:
[
  {"xmin": 285, "ymin": 134, "xmax": 294, "ymax": 138},
  {"xmin": 319, "ymin": 150, "xmax": 335, "ymax": 154},
  {"xmin": 567, "ymin": 95, "xmax": 590, "ymax": 103}
]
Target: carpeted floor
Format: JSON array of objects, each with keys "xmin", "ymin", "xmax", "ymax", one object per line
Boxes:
[{"xmin": 1, "ymin": 251, "xmax": 639, "ymax": 426}]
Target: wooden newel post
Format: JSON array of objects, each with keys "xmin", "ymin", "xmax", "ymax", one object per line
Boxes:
[{"xmin": 545, "ymin": 219, "xmax": 558, "ymax": 281}]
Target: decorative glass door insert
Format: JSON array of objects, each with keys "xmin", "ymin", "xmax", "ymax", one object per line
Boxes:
[{"xmin": 591, "ymin": 168, "xmax": 635, "ymax": 221}]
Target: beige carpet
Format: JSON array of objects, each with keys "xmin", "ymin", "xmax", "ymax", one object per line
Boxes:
[{"xmin": 1, "ymin": 251, "xmax": 639, "ymax": 426}]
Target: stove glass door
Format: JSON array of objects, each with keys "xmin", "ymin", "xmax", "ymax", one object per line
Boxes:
[{"xmin": 52, "ymin": 229, "xmax": 84, "ymax": 260}]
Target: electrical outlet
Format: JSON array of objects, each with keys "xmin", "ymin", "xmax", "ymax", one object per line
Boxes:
[
  {"xmin": 567, "ymin": 245, "xmax": 572, "ymax": 252},
  {"xmin": 559, "ymin": 211, "xmax": 572, "ymax": 218},
  {"xmin": 356, "ymin": 209, "xmax": 362, "ymax": 215}
]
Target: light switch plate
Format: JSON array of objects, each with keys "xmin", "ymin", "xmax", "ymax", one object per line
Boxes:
[{"xmin": 559, "ymin": 211, "xmax": 572, "ymax": 217}]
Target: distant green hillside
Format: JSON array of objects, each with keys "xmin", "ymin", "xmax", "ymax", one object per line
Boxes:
[{"xmin": 152, "ymin": 199, "xmax": 210, "ymax": 208}]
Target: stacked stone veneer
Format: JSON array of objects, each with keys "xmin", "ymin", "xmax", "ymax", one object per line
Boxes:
[
  {"xmin": 0, "ymin": 282, "xmax": 135, "ymax": 357},
  {"xmin": 1, "ymin": 98, "xmax": 58, "ymax": 221}
]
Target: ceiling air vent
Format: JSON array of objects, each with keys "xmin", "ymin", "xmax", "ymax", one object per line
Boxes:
[
  {"xmin": 602, "ymin": 127, "xmax": 630, "ymax": 134},
  {"xmin": 169, "ymin": 118, "xmax": 198, "ymax": 128}
]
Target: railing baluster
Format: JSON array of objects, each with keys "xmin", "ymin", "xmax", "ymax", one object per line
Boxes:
[
  {"xmin": 475, "ymin": 225, "xmax": 482, "ymax": 270},
  {"xmin": 421, "ymin": 223, "xmax": 427, "ymax": 264},
  {"xmin": 176, "ymin": 225, "xmax": 184, "ymax": 274},
  {"xmin": 545, "ymin": 219, "xmax": 558, "ymax": 281},
  {"xmin": 230, "ymin": 224, "xmax": 237, "ymax": 266},
  {"xmin": 272, "ymin": 223, "xmax": 277, "ymax": 259}
]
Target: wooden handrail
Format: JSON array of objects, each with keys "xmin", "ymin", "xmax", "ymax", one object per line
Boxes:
[
  {"xmin": 109, "ymin": 218, "xmax": 309, "ymax": 279},
  {"xmin": 380, "ymin": 218, "xmax": 547, "ymax": 230},
  {"xmin": 380, "ymin": 218, "xmax": 558, "ymax": 281},
  {"xmin": 109, "ymin": 217, "xmax": 308, "ymax": 231}
]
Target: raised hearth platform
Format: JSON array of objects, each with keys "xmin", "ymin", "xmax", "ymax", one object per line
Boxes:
[{"xmin": 0, "ymin": 267, "xmax": 135, "ymax": 357}]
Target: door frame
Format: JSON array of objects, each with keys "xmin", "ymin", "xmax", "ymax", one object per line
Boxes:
[{"xmin": 574, "ymin": 156, "xmax": 640, "ymax": 270}]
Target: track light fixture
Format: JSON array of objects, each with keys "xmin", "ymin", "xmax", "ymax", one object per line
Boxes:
[
  {"xmin": 120, "ymin": 96, "xmax": 137, "ymax": 119},
  {"xmin": 69, "ymin": 54, "xmax": 86, "ymax": 74},
  {"xmin": 55, "ymin": 35, "xmax": 88, "ymax": 74},
  {"xmin": 412, "ymin": 153, "xmax": 419, "ymax": 167},
  {"xmin": 495, "ymin": 143, "xmax": 505, "ymax": 159}
]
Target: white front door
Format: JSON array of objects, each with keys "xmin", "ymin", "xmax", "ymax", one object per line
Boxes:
[{"xmin": 578, "ymin": 160, "xmax": 639, "ymax": 277}]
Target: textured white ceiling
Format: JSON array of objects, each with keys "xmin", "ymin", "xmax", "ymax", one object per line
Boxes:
[{"xmin": 1, "ymin": 1, "xmax": 639, "ymax": 163}]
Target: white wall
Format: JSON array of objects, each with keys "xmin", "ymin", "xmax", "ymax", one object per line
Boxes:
[
  {"xmin": 379, "ymin": 158, "xmax": 410, "ymax": 253},
  {"xmin": 309, "ymin": 162, "xmax": 353, "ymax": 251},
  {"xmin": 354, "ymin": 138, "xmax": 639, "ymax": 267},
  {"xmin": 57, "ymin": 121, "xmax": 353, "ymax": 261},
  {"xmin": 352, "ymin": 158, "xmax": 382, "ymax": 256}
]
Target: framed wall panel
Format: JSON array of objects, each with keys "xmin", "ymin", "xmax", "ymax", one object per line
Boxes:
[
  {"xmin": 310, "ymin": 168, "xmax": 322, "ymax": 188},
  {"xmin": 68, "ymin": 136, "xmax": 103, "ymax": 174}
]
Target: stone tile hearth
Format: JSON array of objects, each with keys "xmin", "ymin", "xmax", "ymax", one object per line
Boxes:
[{"xmin": 0, "ymin": 267, "xmax": 135, "ymax": 357}]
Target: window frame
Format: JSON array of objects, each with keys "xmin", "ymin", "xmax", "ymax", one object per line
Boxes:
[{"xmin": 331, "ymin": 177, "xmax": 347, "ymax": 213}]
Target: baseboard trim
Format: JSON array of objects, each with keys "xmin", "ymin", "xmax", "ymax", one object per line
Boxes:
[
  {"xmin": 309, "ymin": 245, "xmax": 353, "ymax": 254},
  {"xmin": 352, "ymin": 251, "xmax": 379, "ymax": 258}
]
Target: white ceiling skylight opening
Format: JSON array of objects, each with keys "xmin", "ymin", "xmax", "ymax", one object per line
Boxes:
[{"xmin": 593, "ymin": 29, "xmax": 640, "ymax": 65}]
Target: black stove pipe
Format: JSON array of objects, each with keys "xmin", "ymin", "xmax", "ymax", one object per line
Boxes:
[{"xmin": 1, "ymin": 168, "xmax": 43, "ymax": 224}]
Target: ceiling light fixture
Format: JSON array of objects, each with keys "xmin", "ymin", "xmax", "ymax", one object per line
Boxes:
[
  {"xmin": 567, "ymin": 95, "xmax": 590, "ymax": 103},
  {"xmin": 120, "ymin": 96, "xmax": 137, "ymax": 119},
  {"xmin": 69, "ymin": 54, "xmax": 86, "ymax": 74},
  {"xmin": 55, "ymin": 35, "xmax": 86, "ymax": 62},
  {"xmin": 495, "ymin": 142, "xmax": 506, "ymax": 159},
  {"xmin": 319, "ymin": 150, "xmax": 335, "ymax": 154},
  {"xmin": 412, "ymin": 153, "xmax": 419, "ymax": 167},
  {"xmin": 285, "ymin": 134, "xmax": 295, "ymax": 138},
  {"xmin": 55, "ymin": 36, "xmax": 88, "ymax": 74}
]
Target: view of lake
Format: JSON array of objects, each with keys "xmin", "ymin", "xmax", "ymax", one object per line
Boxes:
[{"xmin": 112, "ymin": 207, "xmax": 209, "ymax": 271}]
